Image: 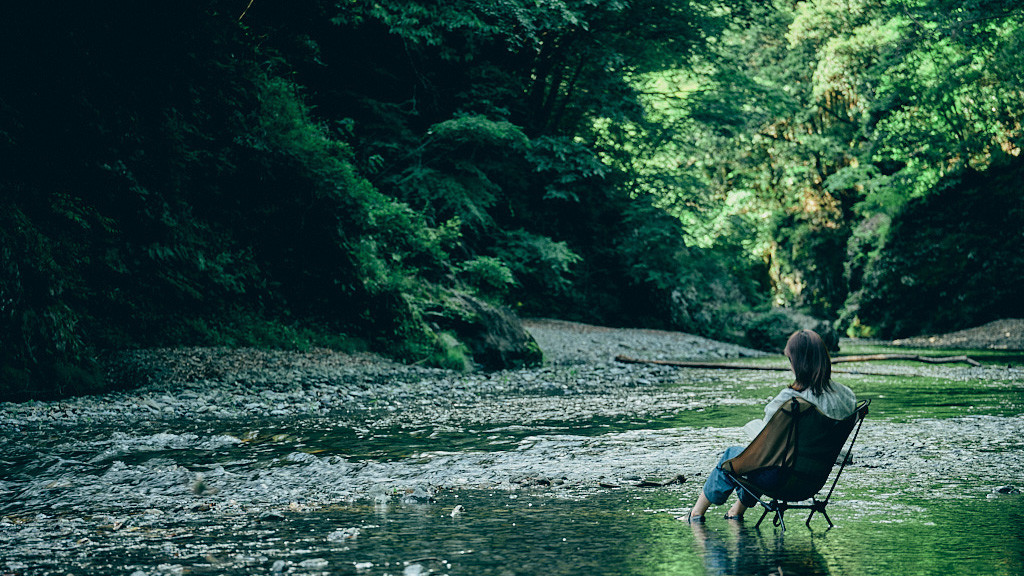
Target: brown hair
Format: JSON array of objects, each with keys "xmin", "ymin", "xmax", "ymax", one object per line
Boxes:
[{"xmin": 784, "ymin": 329, "xmax": 833, "ymax": 395}]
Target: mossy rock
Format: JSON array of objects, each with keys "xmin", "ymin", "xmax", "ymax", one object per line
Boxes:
[{"xmin": 425, "ymin": 292, "xmax": 543, "ymax": 371}]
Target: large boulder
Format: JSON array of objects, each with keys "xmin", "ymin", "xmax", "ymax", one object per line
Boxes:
[
  {"xmin": 426, "ymin": 292, "xmax": 543, "ymax": 371},
  {"xmin": 744, "ymin": 309, "xmax": 839, "ymax": 354}
]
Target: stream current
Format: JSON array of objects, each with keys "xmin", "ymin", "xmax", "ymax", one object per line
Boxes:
[{"xmin": 2, "ymin": 321, "xmax": 1023, "ymax": 575}]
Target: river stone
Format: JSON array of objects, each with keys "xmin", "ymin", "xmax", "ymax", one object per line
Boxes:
[{"xmin": 327, "ymin": 527, "xmax": 360, "ymax": 541}]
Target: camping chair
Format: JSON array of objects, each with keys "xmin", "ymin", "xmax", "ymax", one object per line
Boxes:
[{"xmin": 722, "ymin": 397, "xmax": 870, "ymax": 531}]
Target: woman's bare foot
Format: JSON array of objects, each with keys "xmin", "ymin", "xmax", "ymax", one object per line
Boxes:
[
  {"xmin": 725, "ymin": 500, "xmax": 748, "ymax": 520},
  {"xmin": 686, "ymin": 492, "xmax": 712, "ymax": 522}
]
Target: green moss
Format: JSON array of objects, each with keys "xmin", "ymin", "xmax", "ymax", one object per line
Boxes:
[{"xmin": 431, "ymin": 332, "xmax": 474, "ymax": 371}]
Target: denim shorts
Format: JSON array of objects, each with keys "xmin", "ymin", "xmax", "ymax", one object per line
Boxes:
[{"xmin": 702, "ymin": 445, "xmax": 762, "ymax": 508}]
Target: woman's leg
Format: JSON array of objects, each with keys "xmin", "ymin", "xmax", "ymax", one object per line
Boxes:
[
  {"xmin": 726, "ymin": 498, "xmax": 749, "ymax": 519},
  {"xmin": 690, "ymin": 491, "xmax": 713, "ymax": 520},
  {"xmin": 689, "ymin": 446, "xmax": 746, "ymax": 520}
]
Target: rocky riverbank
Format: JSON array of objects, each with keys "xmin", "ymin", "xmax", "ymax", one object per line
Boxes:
[
  {"xmin": 2, "ymin": 316, "xmax": 1023, "ymax": 576},
  {"xmin": 890, "ymin": 318, "xmax": 1024, "ymax": 350},
  {"xmin": 0, "ymin": 318, "xmax": 764, "ymax": 428},
  {"xmin": 4, "ymin": 317, "xmax": 1022, "ymax": 428}
]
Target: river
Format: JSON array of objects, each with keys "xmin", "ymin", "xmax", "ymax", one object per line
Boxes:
[{"xmin": 1, "ymin": 322, "xmax": 1023, "ymax": 575}]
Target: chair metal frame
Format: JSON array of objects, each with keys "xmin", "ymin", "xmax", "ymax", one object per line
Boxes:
[{"xmin": 725, "ymin": 398, "xmax": 870, "ymax": 531}]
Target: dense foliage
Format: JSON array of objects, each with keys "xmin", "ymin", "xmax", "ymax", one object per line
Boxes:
[
  {"xmin": 2, "ymin": 0, "xmax": 1021, "ymax": 400},
  {"xmin": 661, "ymin": 0, "xmax": 1023, "ymax": 337},
  {"xmin": 851, "ymin": 155, "xmax": 1024, "ymax": 337},
  {"xmin": 0, "ymin": 0, "xmax": 758, "ymax": 399},
  {"xmin": 0, "ymin": 1, "xmax": 472, "ymax": 398}
]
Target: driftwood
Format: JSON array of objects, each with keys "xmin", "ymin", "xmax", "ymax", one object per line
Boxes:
[
  {"xmin": 614, "ymin": 353, "xmax": 982, "ymax": 372},
  {"xmin": 600, "ymin": 474, "xmax": 686, "ymax": 489},
  {"xmin": 615, "ymin": 355, "xmax": 790, "ymax": 371},
  {"xmin": 831, "ymin": 353, "xmax": 981, "ymax": 367}
]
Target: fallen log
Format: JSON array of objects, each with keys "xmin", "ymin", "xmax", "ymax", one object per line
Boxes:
[
  {"xmin": 599, "ymin": 474, "xmax": 686, "ymax": 489},
  {"xmin": 831, "ymin": 353, "xmax": 981, "ymax": 367},
  {"xmin": 614, "ymin": 355, "xmax": 790, "ymax": 371},
  {"xmin": 614, "ymin": 353, "xmax": 982, "ymax": 374}
]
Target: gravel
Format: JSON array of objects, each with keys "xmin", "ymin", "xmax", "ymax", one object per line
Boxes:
[
  {"xmin": 3, "ymin": 316, "xmax": 1019, "ymax": 427},
  {"xmin": 2, "ymin": 317, "xmax": 1021, "ymax": 576},
  {"xmin": 890, "ymin": 318, "xmax": 1024, "ymax": 350},
  {"xmin": 0, "ymin": 318, "xmax": 765, "ymax": 427}
]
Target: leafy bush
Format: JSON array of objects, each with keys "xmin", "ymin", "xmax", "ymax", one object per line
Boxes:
[
  {"xmin": 493, "ymin": 230, "xmax": 581, "ymax": 303},
  {"xmin": 743, "ymin": 308, "xmax": 840, "ymax": 353},
  {"xmin": 456, "ymin": 256, "xmax": 516, "ymax": 298}
]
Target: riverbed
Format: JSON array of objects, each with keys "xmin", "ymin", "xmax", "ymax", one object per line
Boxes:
[{"xmin": 2, "ymin": 319, "xmax": 1023, "ymax": 575}]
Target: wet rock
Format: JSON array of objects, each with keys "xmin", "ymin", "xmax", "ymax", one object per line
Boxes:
[
  {"xmin": 190, "ymin": 473, "xmax": 218, "ymax": 496},
  {"xmin": 299, "ymin": 558, "xmax": 329, "ymax": 570},
  {"xmin": 636, "ymin": 474, "xmax": 686, "ymax": 487},
  {"xmin": 327, "ymin": 527, "xmax": 360, "ymax": 541},
  {"xmin": 514, "ymin": 476, "xmax": 551, "ymax": 487},
  {"xmin": 258, "ymin": 511, "xmax": 286, "ymax": 522},
  {"xmin": 232, "ymin": 554, "xmax": 267, "ymax": 565},
  {"xmin": 369, "ymin": 485, "xmax": 390, "ymax": 504},
  {"xmin": 995, "ymin": 485, "xmax": 1021, "ymax": 494},
  {"xmin": 401, "ymin": 486, "xmax": 435, "ymax": 504}
]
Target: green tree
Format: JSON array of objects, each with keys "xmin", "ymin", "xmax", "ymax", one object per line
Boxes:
[{"xmin": 658, "ymin": 0, "xmax": 1023, "ymax": 334}]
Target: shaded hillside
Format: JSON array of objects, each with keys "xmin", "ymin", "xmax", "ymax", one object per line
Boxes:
[{"xmin": 849, "ymin": 155, "xmax": 1024, "ymax": 338}]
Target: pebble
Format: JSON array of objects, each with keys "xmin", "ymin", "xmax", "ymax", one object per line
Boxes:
[
  {"xmin": 0, "ymin": 321, "xmax": 769, "ymax": 430},
  {"xmin": 327, "ymin": 527, "xmax": 360, "ymax": 541},
  {"xmin": 401, "ymin": 486, "xmax": 434, "ymax": 503},
  {"xmin": 299, "ymin": 558, "xmax": 329, "ymax": 569},
  {"xmin": 1, "ymin": 318, "xmax": 1021, "ymax": 576}
]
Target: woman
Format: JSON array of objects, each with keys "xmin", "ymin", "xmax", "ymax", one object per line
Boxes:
[{"xmin": 686, "ymin": 329, "xmax": 856, "ymax": 522}]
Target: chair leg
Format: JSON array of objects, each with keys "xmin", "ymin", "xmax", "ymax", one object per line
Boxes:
[
  {"xmin": 755, "ymin": 507, "xmax": 770, "ymax": 528},
  {"xmin": 773, "ymin": 509, "xmax": 787, "ymax": 531},
  {"xmin": 819, "ymin": 508, "xmax": 834, "ymax": 529},
  {"xmin": 805, "ymin": 500, "xmax": 834, "ymax": 529}
]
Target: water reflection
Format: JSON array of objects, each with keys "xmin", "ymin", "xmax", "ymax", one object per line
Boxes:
[{"xmin": 689, "ymin": 521, "xmax": 830, "ymax": 576}]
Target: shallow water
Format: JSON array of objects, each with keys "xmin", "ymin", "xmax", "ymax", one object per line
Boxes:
[{"xmin": 2, "ymin": 344, "xmax": 1024, "ymax": 575}]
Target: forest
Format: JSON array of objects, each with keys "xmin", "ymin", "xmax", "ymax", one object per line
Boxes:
[{"xmin": 1, "ymin": 0, "xmax": 1022, "ymax": 400}]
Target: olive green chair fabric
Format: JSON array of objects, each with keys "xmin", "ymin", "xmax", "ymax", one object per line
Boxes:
[{"xmin": 722, "ymin": 397, "xmax": 870, "ymax": 530}]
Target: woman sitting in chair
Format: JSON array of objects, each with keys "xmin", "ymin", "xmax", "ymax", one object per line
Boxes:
[{"xmin": 686, "ymin": 329, "xmax": 856, "ymax": 522}]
